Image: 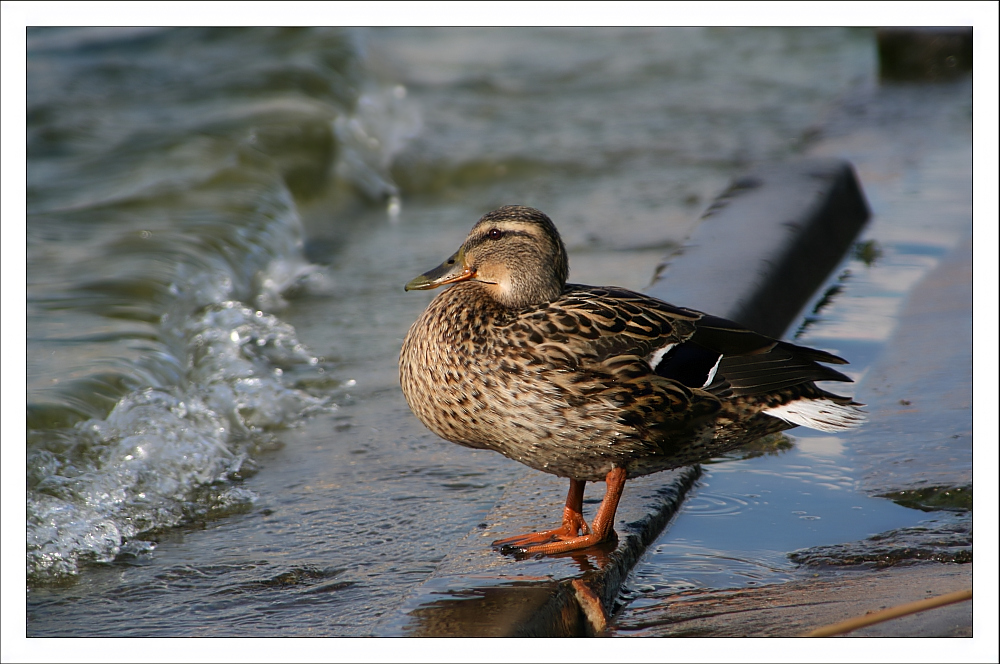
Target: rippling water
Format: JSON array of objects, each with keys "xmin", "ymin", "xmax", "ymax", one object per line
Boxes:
[
  {"xmin": 26, "ymin": 27, "xmax": 366, "ymax": 582},
  {"xmin": 25, "ymin": 27, "xmax": 911, "ymax": 636}
]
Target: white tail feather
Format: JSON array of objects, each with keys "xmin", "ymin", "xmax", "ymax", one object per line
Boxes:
[{"xmin": 763, "ymin": 398, "xmax": 867, "ymax": 433}]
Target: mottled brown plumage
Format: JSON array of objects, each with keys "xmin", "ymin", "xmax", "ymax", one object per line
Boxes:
[{"xmin": 399, "ymin": 205, "xmax": 864, "ymax": 555}]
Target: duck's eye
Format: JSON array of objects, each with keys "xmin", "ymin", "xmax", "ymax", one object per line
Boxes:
[{"xmin": 488, "ymin": 228, "xmax": 503, "ymax": 240}]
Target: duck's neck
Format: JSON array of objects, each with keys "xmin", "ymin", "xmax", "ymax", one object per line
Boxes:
[
  {"xmin": 476, "ymin": 275, "xmax": 563, "ymax": 310},
  {"xmin": 439, "ymin": 281, "xmax": 537, "ymax": 322}
]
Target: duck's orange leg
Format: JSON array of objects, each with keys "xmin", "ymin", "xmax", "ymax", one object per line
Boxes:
[{"xmin": 492, "ymin": 467, "xmax": 626, "ymax": 556}]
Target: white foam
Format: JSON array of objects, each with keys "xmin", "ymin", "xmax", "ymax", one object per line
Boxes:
[{"xmin": 763, "ymin": 398, "xmax": 867, "ymax": 433}]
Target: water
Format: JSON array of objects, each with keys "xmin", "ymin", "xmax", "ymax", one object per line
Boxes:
[
  {"xmin": 26, "ymin": 26, "xmax": 359, "ymax": 584},
  {"xmin": 22, "ymin": 27, "xmax": 966, "ymax": 637},
  {"xmin": 618, "ymin": 445, "xmax": 922, "ymax": 603}
]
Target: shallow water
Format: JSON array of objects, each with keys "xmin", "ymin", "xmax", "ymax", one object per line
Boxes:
[{"xmin": 24, "ymin": 27, "xmax": 970, "ymax": 637}]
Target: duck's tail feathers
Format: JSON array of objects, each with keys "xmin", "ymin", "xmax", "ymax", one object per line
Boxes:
[{"xmin": 762, "ymin": 392, "xmax": 867, "ymax": 432}]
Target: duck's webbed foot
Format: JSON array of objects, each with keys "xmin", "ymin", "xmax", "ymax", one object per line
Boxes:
[
  {"xmin": 492, "ymin": 503, "xmax": 590, "ymax": 554},
  {"xmin": 492, "ymin": 468, "xmax": 627, "ymax": 557}
]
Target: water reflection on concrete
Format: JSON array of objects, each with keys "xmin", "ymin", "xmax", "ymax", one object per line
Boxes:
[
  {"xmin": 620, "ymin": 446, "xmax": 926, "ymax": 598},
  {"xmin": 395, "ymin": 577, "xmax": 584, "ymax": 637}
]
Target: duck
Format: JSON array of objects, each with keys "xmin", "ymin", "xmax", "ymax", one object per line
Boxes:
[{"xmin": 399, "ymin": 205, "xmax": 865, "ymax": 556}]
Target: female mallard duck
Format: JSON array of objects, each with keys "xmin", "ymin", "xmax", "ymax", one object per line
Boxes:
[{"xmin": 399, "ymin": 205, "xmax": 864, "ymax": 556}]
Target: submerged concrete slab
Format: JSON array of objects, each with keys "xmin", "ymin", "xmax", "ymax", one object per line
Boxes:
[
  {"xmin": 609, "ymin": 562, "xmax": 972, "ymax": 637},
  {"xmin": 850, "ymin": 234, "xmax": 972, "ymax": 496},
  {"xmin": 382, "ymin": 159, "xmax": 870, "ymax": 637}
]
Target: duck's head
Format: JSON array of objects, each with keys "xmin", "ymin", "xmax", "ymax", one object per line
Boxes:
[{"xmin": 405, "ymin": 205, "xmax": 569, "ymax": 309}]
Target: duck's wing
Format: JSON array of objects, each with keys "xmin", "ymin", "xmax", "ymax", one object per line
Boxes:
[
  {"xmin": 527, "ymin": 285, "xmax": 854, "ymax": 397},
  {"xmin": 506, "ymin": 286, "xmax": 719, "ymax": 436},
  {"xmin": 676, "ymin": 313, "xmax": 855, "ymax": 397},
  {"xmin": 510, "ymin": 285, "xmax": 863, "ymax": 443}
]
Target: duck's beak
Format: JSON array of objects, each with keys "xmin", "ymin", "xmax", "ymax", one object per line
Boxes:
[{"xmin": 405, "ymin": 247, "xmax": 476, "ymax": 291}]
